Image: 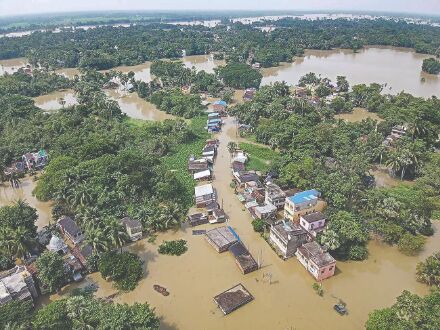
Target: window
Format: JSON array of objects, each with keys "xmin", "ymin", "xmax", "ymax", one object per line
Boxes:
[
  {"xmin": 329, "ymin": 266, "xmax": 333, "ymax": 271},
  {"xmin": 321, "ymin": 270, "xmax": 325, "ymax": 274}
]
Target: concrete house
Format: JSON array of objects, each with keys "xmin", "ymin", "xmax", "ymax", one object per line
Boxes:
[
  {"xmin": 57, "ymin": 216, "xmax": 84, "ymax": 246},
  {"xmin": 265, "ymin": 182, "xmax": 286, "ymax": 209},
  {"xmin": 46, "ymin": 235, "xmax": 69, "ymax": 255},
  {"xmin": 299, "ymin": 212, "xmax": 327, "ymax": 237},
  {"xmin": 284, "ymin": 189, "xmax": 323, "ymax": 222},
  {"xmin": 269, "ymin": 221, "xmax": 308, "ymax": 259},
  {"xmin": 296, "ymin": 241, "xmax": 336, "ymax": 281},
  {"xmin": 121, "ymin": 217, "xmax": 142, "ymax": 241}
]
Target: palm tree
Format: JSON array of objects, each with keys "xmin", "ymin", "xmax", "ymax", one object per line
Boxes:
[
  {"xmin": 385, "ymin": 152, "xmax": 402, "ymax": 178},
  {"xmin": 0, "ymin": 226, "xmax": 35, "ymax": 260},
  {"xmin": 105, "ymin": 217, "xmax": 129, "ymax": 252},
  {"xmin": 58, "ymin": 97, "xmax": 66, "ymax": 108},
  {"xmin": 84, "ymin": 225, "xmax": 109, "ymax": 254},
  {"xmin": 67, "ymin": 183, "xmax": 93, "ymax": 208}
]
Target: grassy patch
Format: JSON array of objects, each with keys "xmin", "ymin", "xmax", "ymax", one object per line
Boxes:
[
  {"xmin": 239, "ymin": 142, "xmax": 278, "ymax": 172},
  {"xmin": 162, "ymin": 116, "xmax": 209, "ymax": 208},
  {"xmin": 124, "ymin": 116, "xmax": 146, "ymax": 128}
]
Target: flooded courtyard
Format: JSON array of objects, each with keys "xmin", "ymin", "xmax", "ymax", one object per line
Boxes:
[
  {"xmin": 39, "ymin": 117, "xmax": 440, "ymax": 330},
  {"xmin": 335, "ymin": 107, "xmax": 384, "ymax": 123},
  {"xmin": 34, "ymin": 89, "xmax": 77, "ymax": 111}
]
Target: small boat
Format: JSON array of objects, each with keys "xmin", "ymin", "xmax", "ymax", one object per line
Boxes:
[
  {"xmin": 334, "ymin": 303, "xmax": 347, "ymax": 315},
  {"xmin": 154, "ymin": 285, "xmax": 169, "ymax": 296}
]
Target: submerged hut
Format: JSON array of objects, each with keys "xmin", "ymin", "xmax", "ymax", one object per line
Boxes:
[
  {"xmin": 229, "ymin": 242, "xmax": 259, "ymax": 274},
  {"xmin": 214, "ymin": 283, "xmax": 254, "ymax": 315},
  {"xmin": 205, "ymin": 227, "xmax": 238, "ymax": 253}
]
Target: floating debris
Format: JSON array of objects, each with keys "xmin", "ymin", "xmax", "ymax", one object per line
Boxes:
[{"xmin": 154, "ymin": 285, "xmax": 169, "ymax": 296}]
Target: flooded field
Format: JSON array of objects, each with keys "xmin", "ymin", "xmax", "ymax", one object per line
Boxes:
[
  {"xmin": 0, "ymin": 176, "xmax": 52, "ymax": 229},
  {"xmin": 106, "ymin": 89, "xmax": 175, "ymax": 121},
  {"xmin": 370, "ymin": 166, "xmax": 415, "ymax": 188},
  {"xmin": 335, "ymin": 107, "xmax": 384, "ymax": 123},
  {"xmin": 261, "ymin": 47, "xmax": 440, "ymax": 98},
  {"xmin": 40, "ymin": 117, "xmax": 440, "ymax": 330},
  {"xmin": 0, "ymin": 57, "xmax": 28, "ymax": 75},
  {"xmin": 34, "ymin": 89, "xmax": 77, "ymax": 111}
]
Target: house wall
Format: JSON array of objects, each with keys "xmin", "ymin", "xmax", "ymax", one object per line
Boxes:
[
  {"xmin": 269, "ymin": 231, "xmax": 287, "ymax": 257},
  {"xmin": 284, "ymin": 200, "xmax": 326, "ymax": 222},
  {"xmin": 299, "ymin": 218, "xmax": 326, "ymax": 232},
  {"xmin": 315, "ymin": 262, "xmax": 336, "ymax": 281}
]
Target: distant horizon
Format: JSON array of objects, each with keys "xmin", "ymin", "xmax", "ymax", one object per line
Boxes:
[{"xmin": 1, "ymin": 8, "xmax": 439, "ymax": 20}]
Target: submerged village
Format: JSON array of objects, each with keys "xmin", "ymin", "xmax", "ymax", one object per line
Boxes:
[{"xmin": 0, "ymin": 9, "xmax": 440, "ymax": 330}]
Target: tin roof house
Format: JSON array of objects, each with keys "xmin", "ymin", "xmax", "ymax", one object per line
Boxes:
[
  {"xmin": 57, "ymin": 216, "xmax": 84, "ymax": 246},
  {"xmin": 46, "ymin": 235, "xmax": 69, "ymax": 255},
  {"xmin": 265, "ymin": 182, "xmax": 286, "ymax": 210},
  {"xmin": 195, "ymin": 184, "xmax": 216, "ymax": 208},
  {"xmin": 0, "ymin": 266, "xmax": 38, "ymax": 306}
]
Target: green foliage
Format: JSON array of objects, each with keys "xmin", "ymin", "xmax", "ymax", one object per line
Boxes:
[
  {"xmin": 252, "ymin": 218, "xmax": 265, "ymax": 233},
  {"xmin": 365, "ymin": 290, "xmax": 440, "ymax": 329},
  {"xmin": 238, "ymin": 142, "xmax": 278, "ymax": 172},
  {"xmin": 150, "ymin": 89, "xmax": 205, "ymax": 118},
  {"xmin": 422, "ymin": 58, "xmax": 440, "ymax": 74},
  {"xmin": 36, "ymin": 250, "xmax": 66, "ymax": 292},
  {"xmin": 397, "ymin": 233, "xmax": 426, "ymax": 256},
  {"xmin": 0, "ymin": 300, "xmax": 33, "ymax": 329},
  {"xmin": 33, "ymin": 295, "xmax": 160, "ymax": 329},
  {"xmin": 98, "ymin": 251, "xmax": 143, "ymax": 291},
  {"xmin": 0, "ymin": 69, "xmax": 71, "ymax": 97},
  {"xmin": 216, "ymin": 63, "xmax": 262, "ymax": 89},
  {"xmin": 312, "ymin": 283, "xmax": 324, "ymax": 296},
  {"xmin": 298, "ymin": 72, "xmax": 320, "ymax": 86},
  {"xmin": 416, "ymin": 251, "xmax": 440, "ymax": 287},
  {"xmin": 158, "ymin": 239, "xmax": 188, "ymax": 256}
]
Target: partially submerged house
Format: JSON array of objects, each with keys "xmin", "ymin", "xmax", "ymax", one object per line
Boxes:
[
  {"xmin": 296, "ymin": 241, "xmax": 336, "ymax": 281},
  {"xmin": 46, "ymin": 235, "xmax": 69, "ymax": 255},
  {"xmin": 195, "ymin": 184, "xmax": 216, "ymax": 208},
  {"xmin": 229, "ymin": 242, "xmax": 259, "ymax": 274},
  {"xmin": 121, "ymin": 217, "xmax": 142, "ymax": 241},
  {"xmin": 269, "ymin": 221, "xmax": 308, "ymax": 259},
  {"xmin": 57, "ymin": 216, "xmax": 84, "ymax": 246},
  {"xmin": 384, "ymin": 125, "xmax": 407, "ymax": 147},
  {"xmin": 188, "ymin": 158, "xmax": 210, "ymax": 174},
  {"xmin": 194, "ymin": 169, "xmax": 212, "ymax": 181},
  {"xmin": 265, "ymin": 182, "xmax": 286, "ymax": 210},
  {"xmin": 299, "ymin": 212, "xmax": 327, "ymax": 237},
  {"xmin": 214, "ymin": 283, "xmax": 254, "ymax": 315},
  {"xmin": 22, "ymin": 149, "xmax": 48, "ymax": 171},
  {"xmin": 63, "ymin": 253, "xmax": 84, "ymax": 282},
  {"xmin": 205, "ymin": 226, "xmax": 238, "ymax": 253},
  {"xmin": 284, "ymin": 189, "xmax": 322, "ymax": 222},
  {"xmin": 233, "ymin": 172, "xmax": 260, "ymax": 187},
  {"xmin": 253, "ymin": 203, "xmax": 277, "ymax": 222},
  {"xmin": 210, "ymin": 208, "xmax": 227, "ymax": 224},
  {"xmin": 243, "ymin": 88, "xmax": 256, "ymax": 101},
  {"xmin": 212, "ymin": 100, "xmax": 227, "ymax": 114},
  {"xmin": 0, "ymin": 266, "xmax": 39, "ymax": 306},
  {"xmin": 188, "ymin": 213, "xmax": 209, "ymax": 227}
]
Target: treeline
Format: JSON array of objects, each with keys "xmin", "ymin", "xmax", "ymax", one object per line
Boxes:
[
  {"xmin": 230, "ymin": 79, "xmax": 440, "ymax": 260},
  {"xmin": 1, "ymin": 18, "xmax": 440, "ymax": 71}
]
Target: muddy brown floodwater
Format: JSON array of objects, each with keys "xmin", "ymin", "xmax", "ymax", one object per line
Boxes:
[
  {"xmin": 0, "ymin": 176, "xmax": 52, "ymax": 229},
  {"xmin": 261, "ymin": 47, "xmax": 440, "ymax": 98},
  {"xmin": 33, "ymin": 89, "xmax": 78, "ymax": 111},
  {"xmin": 41, "ymin": 116, "xmax": 440, "ymax": 330},
  {"xmin": 0, "ymin": 57, "xmax": 28, "ymax": 75}
]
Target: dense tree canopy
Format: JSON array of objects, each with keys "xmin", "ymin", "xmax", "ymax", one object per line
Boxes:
[{"xmin": 422, "ymin": 58, "xmax": 440, "ymax": 74}]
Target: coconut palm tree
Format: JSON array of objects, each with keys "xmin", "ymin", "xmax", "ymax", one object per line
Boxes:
[
  {"xmin": 385, "ymin": 152, "xmax": 402, "ymax": 178},
  {"xmin": 105, "ymin": 217, "xmax": 129, "ymax": 252},
  {"xmin": 0, "ymin": 226, "xmax": 35, "ymax": 260},
  {"xmin": 58, "ymin": 97, "xmax": 66, "ymax": 108},
  {"xmin": 84, "ymin": 225, "xmax": 109, "ymax": 254}
]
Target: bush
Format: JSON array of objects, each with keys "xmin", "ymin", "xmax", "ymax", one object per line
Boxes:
[
  {"xmin": 397, "ymin": 233, "xmax": 426, "ymax": 256},
  {"xmin": 252, "ymin": 219, "xmax": 265, "ymax": 233},
  {"xmin": 416, "ymin": 251, "xmax": 440, "ymax": 287},
  {"xmin": 98, "ymin": 251, "xmax": 143, "ymax": 291},
  {"xmin": 312, "ymin": 283, "xmax": 324, "ymax": 296},
  {"xmin": 158, "ymin": 240, "xmax": 188, "ymax": 256},
  {"xmin": 348, "ymin": 244, "xmax": 369, "ymax": 260},
  {"xmin": 422, "ymin": 58, "xmax": 440, "ymax": 74},
  {"xmin": 0, "ymin": 300, "xmax": 33, "ymax": 329}
]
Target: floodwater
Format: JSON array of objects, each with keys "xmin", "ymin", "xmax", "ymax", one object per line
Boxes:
[
  {"xmin": 105, "ymin": 89, "xmax": 175, "ymax": 121},
  {"xmin": 370, "ymin": 166, "xmax": 415, "ymax": 189},
  {"xmin": 42, "ymin": 116, "xmax": 440, "ymax": 330},
  {"xmin": 335, "ymin": 107, "xmax": 384, "ymax": 123},
  {"xmin": 0, "ymin": 176, "xmax": 52, "ymax": 229},
  {"xmin": 54, "ymin": 67, "xmax": 81, "ymax": 79},
  {"xmin": 261, "ymin": 47, "xmax": 440, "ymax": 98},
  {"xmin": 0, "ymin": 57, "xmax": 28, "ymax": 75},
  {"xmin": 33, "ymin": 89, "xmax": 77, "ymax": 111}
]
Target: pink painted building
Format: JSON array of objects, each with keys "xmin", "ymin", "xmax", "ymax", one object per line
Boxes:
[{"xmin": 296, "ymin": 241, "xmax": 336, "ymax": 281}]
